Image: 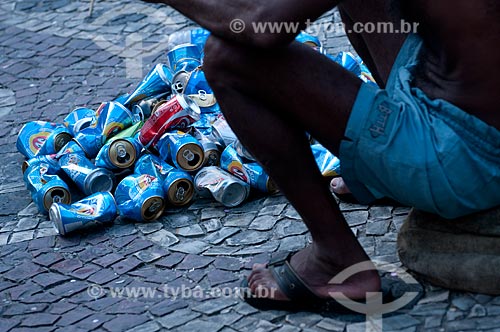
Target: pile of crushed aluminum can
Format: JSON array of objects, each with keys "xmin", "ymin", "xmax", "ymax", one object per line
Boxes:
[{"xmin": 16, "ymin": 29, "xmax": 376, "ymax": 236}]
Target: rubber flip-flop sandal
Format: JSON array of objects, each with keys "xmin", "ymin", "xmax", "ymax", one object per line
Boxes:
[{"xmin": 240, "ymin": 251, "xmax": 423, "ymax": 315}]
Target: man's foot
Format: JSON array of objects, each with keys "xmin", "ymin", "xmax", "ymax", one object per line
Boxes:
[
  {"xmin": 330, "ymin": 177, "xmax": 351, "ymax": 195},
  {"xmin": 247, "ymin": 244, "xmax": 381, "ymax": 301}
]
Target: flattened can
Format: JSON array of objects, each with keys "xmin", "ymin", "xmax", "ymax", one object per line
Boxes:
[
  {"xmin": 157, "ymin": 131, "xmax": 204, "ymax": 172},
  {"xmin": 22, "ymin": 154, "xmax": 60, "ymax": 175},
  {"xmin": 311, "ymin": 144, "xmax": 341, "ymax": 177},
  {"xmin": 194, "ymin": 166, "xmax": 250, "ymax": 207},
  {"xmin": 115, "ymin": 174, "xmax": 165, "ymax": 222},
  {"xmin": 138, "ymin": 94, "xmax": 201, "ymax": 149},
  {"xmin": 182, "ymin": 69, "xmax": 219, "ymax": 114},
  {"xmin": 63, "ymin": 107, "xmax": 95, "ymax": 136},
  {"xmin": 24, "ymin": 165, "xmax": 71, "ymax": 213},
  {"xmin": 191, "ymin": 128, "xmax": 220, "ymax": 166},
  {"xmin": 122, "ymin": 63, "xmax": 173, "ymax": 107},
  {"xmin": 233, "ymin": 139, "xmax": 255, "ymax": 161},
  {"xmin": 167, "ymin": 44, "xmax": 202, "ymax": 73},
  {"xmin": 220, "ymin": 144, "xmax": 278, "ymax": 193},
  {"xmin": 95, "ymin": 137, "xmax": 142, "ymax": 170},
  {"xmin": 59, "ymin": 153, "xmax": 115, "ymax": 195},
  {"xmin": 74, "ymin": 101, "xmax": 135, "ymax": 158},
  {"xmin": 134, "ymin": 154, "xmax": 174, "ymax": 180},
  {"xmin": 132, "ymin": 93, "xmax": 169, "ymax": 121},
  {"xmin": 50, "ymin": 192, "xmax": 117, "ymax": 236},
  {"xmin": 17, "ymin": 121, "xmax": 72, "ymax": 159},
  {"xmin": 55, "ymin": 140, "xmax": 86, "ymax": 159},
  {"xmin": 163, "ymin": 170, "xmax": 194, "ymax": 206},
  {"xmin": 209, "ymin": 115, "xmax": 237, "ymax": 148}
]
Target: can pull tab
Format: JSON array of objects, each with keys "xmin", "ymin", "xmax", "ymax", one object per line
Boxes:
[
  {"xmin": 175, "ymin": 186, "xmax": 186, "ymax": 201},
  {"xmin": 148, "ymin": 201, "xmax": 162, "ymax": 213},
  {"xmin": 182, "ymin": 149, "xmax": 195, "ymax": 162},
  {"xmin": 116, "ymin": 143, "xmax": 127, "ymax": 158},
  {"xmin": 52, "ymin": 195, "xmax": 62, "ymax": 203}
]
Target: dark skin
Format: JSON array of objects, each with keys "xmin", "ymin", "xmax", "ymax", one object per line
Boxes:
[{"xmin": 144, "ymin": 0, "xmax": 500, "ymax": 301}]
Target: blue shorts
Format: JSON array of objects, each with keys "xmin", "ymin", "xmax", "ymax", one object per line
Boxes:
[{"xmin": 339, "ymin": 34, "xmax": 500, "ymax": 219}]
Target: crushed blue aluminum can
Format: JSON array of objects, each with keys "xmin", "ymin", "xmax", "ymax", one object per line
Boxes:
[
  {"xmin": 156, "ymin": 131, "xmax": 204, "ymax": 172},
  {"xmin": 50, "ymin": 192, "xmax": 117, "ymax": 236},
  {"xmin": 17, "ymin": 121, "xmax": 72, "ymax": 159},
  {"xmin": 114, "ymin": 173, "xmax": 165, "ymax": 222}
]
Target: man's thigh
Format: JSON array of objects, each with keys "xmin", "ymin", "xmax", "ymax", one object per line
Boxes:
[{"xmin": 204, "ymin": 37, "xmax": 362, "ymax": 156}]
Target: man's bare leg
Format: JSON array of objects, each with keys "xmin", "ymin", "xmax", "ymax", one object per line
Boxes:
[{"xmin": 204, "ymin": 38, "xmax": 380, "ymax": 300}]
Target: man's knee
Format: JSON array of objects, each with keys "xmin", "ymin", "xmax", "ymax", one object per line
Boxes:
[{"xmin": 203, "ymin": 35, "xmax": 247, "ymax": 88}]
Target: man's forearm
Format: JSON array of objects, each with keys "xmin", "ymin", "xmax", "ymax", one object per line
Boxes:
[{"xmin": 149, "ymin": 0, "xmax": 340, "ymax": 47}]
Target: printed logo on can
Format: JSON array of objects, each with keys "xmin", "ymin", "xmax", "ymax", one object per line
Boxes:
[
  {"xmin": 227, "ymin": 161, "xmax": 248, "ymax": 182},
  {"xmin": 102, "ymin": 122, "xmax": 125, "ymax": 138},
  {"xmin": 72, "ymin": 202, "xmax": 97, "ymax": 216},
  {"xmin": 29, "ymin": 132, "xmax": 51, "ymax": 154},
  {"xmin": 137, "ymin": 174, "xmax": 156, "ymax": 192}
]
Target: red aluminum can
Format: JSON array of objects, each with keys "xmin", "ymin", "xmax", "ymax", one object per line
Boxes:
[{"xmin": 138, "ymin": 94, "xmax": 200, "ymax": 149}]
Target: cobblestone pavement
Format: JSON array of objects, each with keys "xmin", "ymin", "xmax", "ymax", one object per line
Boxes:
[{"xmin": 1, "ymin": 1, "xmax": 500, "ymax": 331}]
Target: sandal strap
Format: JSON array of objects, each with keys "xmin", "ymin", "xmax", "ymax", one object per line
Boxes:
[{"xmin": 268, "ymin": 252, "xmax": 319, "ymax": 302}]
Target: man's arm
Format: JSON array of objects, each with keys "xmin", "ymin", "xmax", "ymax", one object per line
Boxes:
[{"xmin": 145, "ymin": 0, "xmax": 340, "ymax": 47}]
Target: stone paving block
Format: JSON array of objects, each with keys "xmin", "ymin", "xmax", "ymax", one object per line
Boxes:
[
  {"xmin": 226, "ymin": 230, "xmax": 270, "ymax": 246},
  {"xmin": 112, "ymin": 256, "xmax": 143, "ymax": 274},
  {"xmin": 192, "ymin": 298, "xmax": 238, "ymax": 315},
  {"xmin": 258, "ymin": 203, "xmax": 287, "ymax": 216},
  {"xmin": 87, "ymin": 269, "xmax": 119, "ymax": 285},
  {"xmin": 154, "ymin": 252, "xmax": 185, "ymax": 268},
  {"xmin": 32, "ymin": 272, "xmax": 70, "ymax": 288},
  {"xmin": 1, "ymin": 317, "xmax": 21, "ymax": 332},
  {"xmin": 147, "ymin": 229, "xmax": 179, "ymax": 247},
  {"xmin": 177, "ymin": 254, "xmax": 214, "ymax": 270},
  {"xmin": 70, "ymin": 264, "xmax": 101, "ymax": 279},
  {"xmin": 51, "ymin": 258, "xmax": 83, "ymax": 274},
  {"xmin": 285, "ymin": 312, "xmax": 324, "ymax": 328},
  {"xmin": 223, "ymin": 212, "xmax": 256, "ymax": 227},
  {"xmin": 213, "ymin": 256, "xmax": 244, "ymax": 271},
  {"xmin": 205, "ymin": 227, "xmax": 240, "ymax": 245},
  {"xmin": 234, "ymin": 241, "xmax": 279, "ymax": 256},
  {"xmin": 175, "ymin": 224, "xmax": 205, "ymax": 237},
  {"xmin": 201, "ymin": 208, "xmax": 226, "ymax": 220},
  {"xmin": 49, "ymin": 301, "xmax": 77, "ymax": 315},
  {"xmin": 278, "ymin": 235, "xmax": 307, "ymax": 252},
  {"xmin": 149, "ymin": 299, "xmax": 189, "ymax": 316},
  {"xmin": 109, "ymin": 234, "xmax": 136, "ymax": 248},
  {"xmin": 164, "ymin": 212, "xmax": 198, "ymax": 227},
  {"xmin": 343, "ymin": 210, "xmax": 369, "ymax": 227},
  {"xmin": 366, "ymin": 219, "xmax": 391, "ymax": 236},
  {"xmin": 249, "ymin": 215, "xmax": 279, "ymax": 231},
  {"xmin": 169, "ymin": 240, "xmax": 210, "ymax": 254},
  {"xmin": 93, "ymin": 253, "xmax": 125, "ymax": 268},
  {"xmin": 73, "ymin": 313, "xmax": 114, "ymax": 330},
  {"xmin": 14, "ymin": 217, "xmax": 39, "ymax": 231},
  {"xmin": 78, "ymin": 245, "xmax": 113, "ymax": 262},
  {"xmin": 20, "ymin": 313, "xmax": 60, "ymax": 327},
  {"xmin": 133, "ymin": 247, "xmax": 169, "ymax": 263},
  {"xmin": 8, "ymin": 230, "xmax": 35, "ymax": 243},
  {"xmin": 106, "ymin": 300, "xmax": 150, "ymax": 315},
  {"xmin": 200, "ymin": 218, "xmax": 222, "ymax": 232},
  {"xmin": 4, "ymin": 261, "xmax": 44, "ymax": 282},
  {"xmin": 157, "ymin": 308, "xmax": 201, "ymax": 329},
  {"xmin": 136, "ymin": 222, "xmax": 163, "ymax": 234},
  {"xmin": 126, "ymin": 321, "xmax": 161, "ymax": 332},
  {"xmin": 48, "ymin": 280, "xmax": 89, "ymax": 298},
  {"xmin": 102, "ymin": 314, "xmax": 150, "ymax": 332},
  {"xmin": 203, "ymin": 246, "xmax": 241, "ymax": 256},
  {"xmin": 383, "ymin": 314, "xmax": 422, "ymax": 330},
  {"xmin": 119, "ymin": 238, "xmax": 153, "ymax": 256},
  {"xmin": 3, "ymin": 302, "xmax": 49, "ymax": 316}
]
